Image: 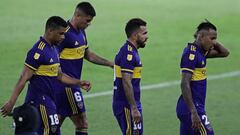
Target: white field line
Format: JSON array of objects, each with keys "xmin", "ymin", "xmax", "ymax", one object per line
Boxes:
[{"xmin": 84, "ymin": 71, "xmax": 240, "ymax": 99}]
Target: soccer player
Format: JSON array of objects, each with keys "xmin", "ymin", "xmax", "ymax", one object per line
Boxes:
[
  {"xmin": 55, "ymin": 2, "xmax": 113, "ymax": 135},
  {"xmin": 1, "ymin": 16, "xmax": 91, "ymax": 135},
  {"xmin": 176, "ymin": 20, "xmax": 229, "ymax": 135},
  {"xmin": 112, "ymin": 18, "xmax": 148, "ymax": 135}
]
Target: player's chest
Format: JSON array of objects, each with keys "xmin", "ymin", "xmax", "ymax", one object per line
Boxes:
[
  {"xmin": 42, "ymin": 48, "xmax": 59, "ymax": 65},
  {"xmin": 134, "ymin": 53, "xmax": 142, "ymax": 67},
  {"xmin": 195, "ymin": 52, "xmax": 206, "ymax": 68},
  {"xmin": 67, "ymin": 32, "xmax": 86, "ymax": 48}
]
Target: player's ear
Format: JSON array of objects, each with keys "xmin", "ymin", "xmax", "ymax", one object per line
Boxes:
[{"xmin": 132, "ymin": 31, "xmax": 139, "ymax": 40}]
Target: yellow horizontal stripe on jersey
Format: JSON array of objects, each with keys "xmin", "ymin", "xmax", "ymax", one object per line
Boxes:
[
  {"xmin": 191, "ymin": 67, "xmax": 207, "ymax": 81},
  {"xmin": 115, "ymin": 65, "xmax": 142, "ymax": 79},
  {"xmin": 60, "ymin": 45, "xmax": 87, "ymax": 60},
  {"xmin": 35, "ymin": 63, "xmax": 60, "ymax": 76},
  {"xmin": 181, "ymin": 68, "xmax": 194, "ymax": 73},
  {"xmin": 25, "ymin": 63, "xmax": 37, "ymax": 71},
  {"xmin": 132, "ymin": 67, "xmax": 142, "ymax": 78}
]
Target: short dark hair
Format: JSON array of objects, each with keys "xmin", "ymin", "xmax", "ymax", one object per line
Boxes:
[
  {"xmin": 197, "ymin": 20, "xmax": 217, "ymax": 32},
  {"xmin": 125, "ymin": 18, "xmax": 147, "ymax": 38},
  {"xmin": 45, "ymin": 16, "xmax": 67, "ymax": 31},
  {"xmin": 76, "ymin": 2, "xmax": 96, "ymax": 17}
]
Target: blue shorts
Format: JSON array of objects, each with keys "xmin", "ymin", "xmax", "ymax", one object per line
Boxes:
[
  {"xmin": 55, "ymin": 86, "xmax": 86, "ymax": 117},
  {"xmin": 177, "ymin": 113, "xmax": 214, "ymax": 135},
  {"xmin": 113, "ymin": 103, "xmax": 143, "ymax": 135},
  {"xmin": 25, "ymin": 95, "xmax": 60, "ymax": 135}
]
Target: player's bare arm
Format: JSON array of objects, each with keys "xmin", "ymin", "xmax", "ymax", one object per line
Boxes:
[
  {"xmin": 57, "ymin": 68, "xmax": 91, "ymax": 92},
  {"xmin": 84, "ymin": 49, "xmax": 114, "ymax": 68},
  {"xmin": 207, "ymin": 42, "xmax": 229, "ymax": 58},
  {"xmin": 122, "ymin": 72, "xmax": 141, "ymax": 123},
  {"xmin": 1, "ymin": 65, "xmax": 34, "ymax": 117},
  {"xmin": 181, "ymin": 72, "xmax": 201, "ymax": 130}
]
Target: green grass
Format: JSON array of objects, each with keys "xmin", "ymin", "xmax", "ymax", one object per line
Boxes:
[{"xmin": 0, "ymin": 0, "xmax": 240, "ymax": 134}]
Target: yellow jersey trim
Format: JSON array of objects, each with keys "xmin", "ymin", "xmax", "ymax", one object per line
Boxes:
[
  {"xmin": 35, "ymin": 63, "xmax": 60, "ymax": 76},
  {"xmin": 66, "ymin": 87, "xmax": 78, "ymax": 115},
  {"xmin": 115, "ymin": 65, "xmax": 142, "ymax": 79},
  {"xmin": 25, "ymin": 63, "xmax": 37, "ymax": 71},
  {"xmin": 122, "ymin": 68, "xmax": 134, "ymax": 73},
  {"xmin": 38, "ymin": 42, "xmax": 45, "ymax": 50},
  {"xmin": 40, "ymin": 105, "xmax": 49, "ymax": 135},
  {"xmin": 181, "ymin": 68, "xmax": 194, "ymax": 73},
  {"xmin": 60, "ymin": 45, "xmax": 87, "ymax": 60},
  {"xmin": 65, "ymin": 26, "xmax": 70, "ymax": 32},
  {"xmin": 124, "ymin": 108, "xmax": 131, "ymax": 135}
]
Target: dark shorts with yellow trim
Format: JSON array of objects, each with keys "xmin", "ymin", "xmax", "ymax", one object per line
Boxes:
[
  {"xmin": 177, "ymin": 113, "xmax": 214, "ymax": 135},
  {"xmin": 26, "ymin": 95, "xmax": 60, "ymax": 135},
  {"xmin": 113, "ymin": 103, "xmax": 143, "ymax": 135},
  {"xmin": 55, "ymin": 86, "xmax": 86, "ymax": 117}
]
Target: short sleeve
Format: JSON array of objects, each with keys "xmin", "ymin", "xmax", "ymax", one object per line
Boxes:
[
  {"xmin": 24, "ymin": 49, "xmax": 43, "ymax": 71},
  {"xmin": 57, "ymin": 34, "xmax": 68, "ymax": 53},
  {"xmin": 119, "ymin": 51, "xmax": 136, "ymax": 74},
  {"xmin": 180, "ymin": 48, "xmax": 197, "ymax": 74}
]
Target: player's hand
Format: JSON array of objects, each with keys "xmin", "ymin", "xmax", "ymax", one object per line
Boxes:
[
  {"xmin": 1, "ymin": 101, "xmax": 14, "ymax": 117},
  {"xmin": 79, "ymin": 80, "xmax": 91, "ymax": 92},
  {"xmin": 191, "ymin": 111, "xmax": 201, "ymax": 130},
  {"xmin": 131, "ymin": 107, "xmax": 141, "ymax": 123}
]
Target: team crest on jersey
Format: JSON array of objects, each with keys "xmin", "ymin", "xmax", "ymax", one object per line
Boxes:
[
  {"xmin": 127, "ymin": 54, "xmax": 133, "ymax": 61},
  {"xmin": 133, "ymin": 130, "xmax": 139, "ymax": 135},
  {"xmin": 206, "ymin": 124, "xmax": 213, "ymax": 131},
  {"xmin": 75, "ymin": 41, "xmax": 79, "ymax": 46},
  {"xmin": 34, "ymin": 53, "xmax": 40, "ymax": 60},
  {"xmin": 50, "ymin": 125, "xmax": 58, "ymax": 133},
  {"xmin": 77, "ymin": 102, "xmax": 83, "ymax": 109},
  {"xmin": 189, "ymin": 54, "xmax": 195, "ymax": 61}
]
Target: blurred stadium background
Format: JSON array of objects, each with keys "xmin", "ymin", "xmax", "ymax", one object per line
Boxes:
[{"xmin": 0, "ymin": 0, "xmax": 240, "ymax": 134}]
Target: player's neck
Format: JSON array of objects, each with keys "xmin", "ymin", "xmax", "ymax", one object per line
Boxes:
[
  {"xmin": 128, "ymin": 39, "xmax": 138, "ymax": 49},
  {"xmin": 70, "ymin": 18, "xmax": 81, "ymax": 31},
  {"xmin": 43, "ymin": 35, "xmax": 53, "ymax": 46},
  {"xmin": 194, "ymin": 40, "xmax": 201, "ymax": 48},
  {"xmin": 194, "ymin": 40, "xmax": 206, "ymax": 51}
]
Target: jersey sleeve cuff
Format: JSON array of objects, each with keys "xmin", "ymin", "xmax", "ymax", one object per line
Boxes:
[
  {"xmin": 181, "ymin": 68, "xmax": 194, "ymax": 73},
  {"xmin": 24, "ymin": 63, "xmax": 37, "ymax": 71},
  {"xmin": 121, "ymin": 68, "xmax": 134, "ymax": 73}
]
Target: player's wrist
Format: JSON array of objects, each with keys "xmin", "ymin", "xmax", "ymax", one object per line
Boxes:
[{"xmin": 8, "ymin": 99, "xmax": 15, "ymax": 106}]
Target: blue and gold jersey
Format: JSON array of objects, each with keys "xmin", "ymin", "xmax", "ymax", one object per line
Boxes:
[
  {"xmin": 113, "ymin": 41, "xmax": 142, "ymax": 107},
  {"xmin": 177, "ymin": 43, "xmax": 208, "ymax": 115},
  {"xmin": 25, "ymin": 37, "xmax": 60, "ymax": 102},
  {"xmin": 57, "ymin": 22, "xmax": 88, "ymax": 82}
]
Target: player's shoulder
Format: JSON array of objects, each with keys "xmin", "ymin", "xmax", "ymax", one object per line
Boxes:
[
  {"xmin": 29, "ymin": 39, "xmax": 48, "ymax": 55},
  {"xmin": 118, "ymin": 42, "xmax": 136, "ymax": 61},
  {"xmin": 120, "ymin": 42, "xmax": 135, "ymax": 53},
  {"xmin": 65, "ymin": 25, "xmax": 71, "ymax": 33},
  {"xmin": 181, "ymin": 43, "xmax": 198, "ymax": 61},
  {"xmin": 183, "ymin": 43, "xmax": 197, "ymax": 55}
]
